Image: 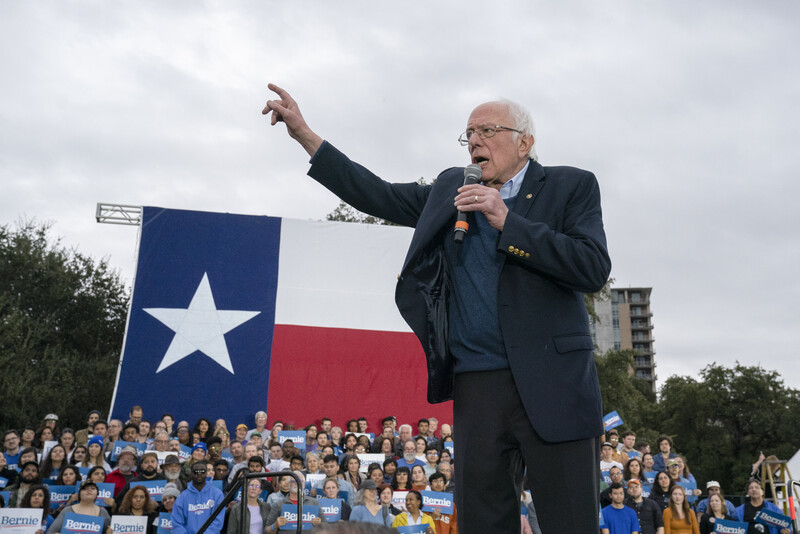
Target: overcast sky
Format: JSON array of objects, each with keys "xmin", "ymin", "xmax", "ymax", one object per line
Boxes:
[{"xmin": 2, "ymin": 1, "xmax": 798, "ymax": 392}]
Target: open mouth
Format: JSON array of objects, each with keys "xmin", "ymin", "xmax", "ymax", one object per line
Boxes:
[{"xmin": 473, "ymin": 156, "xmax": 489, "ymax": 166}]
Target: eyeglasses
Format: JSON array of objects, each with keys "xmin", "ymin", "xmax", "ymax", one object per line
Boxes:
[
  {"xmin": 192, "ymin": 470, "xmax": 207, "ymax": 475},
  {"xmin": 458, "ymin": 125, "xmax": 523, "ymax": 146}
]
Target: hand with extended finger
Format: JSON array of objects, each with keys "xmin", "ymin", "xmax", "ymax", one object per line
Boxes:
[
  {"xmin": 454, "ymin": 183, "xmax": 509, "ymax": 231},
  {"xmin": 262, "ymin": 83, "xmax": 323, "ymax": 156}
]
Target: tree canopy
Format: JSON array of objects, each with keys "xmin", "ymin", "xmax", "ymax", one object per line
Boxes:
[{"xmin": 0, "ymin": 220, "xmax": 129, "ymax": 433}]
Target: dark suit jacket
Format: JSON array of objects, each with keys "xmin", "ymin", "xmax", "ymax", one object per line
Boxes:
[{"xmin": 308, "ymin": 141, "xmax": 611, "ymax": 443}]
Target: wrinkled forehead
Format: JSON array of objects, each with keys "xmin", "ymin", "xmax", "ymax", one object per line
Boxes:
[{"xmin": 467, "ymin": 102, "xmax": 512, "ymax": 129}]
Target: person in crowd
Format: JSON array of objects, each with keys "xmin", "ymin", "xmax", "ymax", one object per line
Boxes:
[
  {"xmin": 160, "ymin": 415, "xmax": 175, "ymax": 435},
  {"xmin": 413, "ymin": 420, "xmax": 433, "ymax": 446},
  {"xmin": 323, "ymin": 454, "xmax": 355, "ymax": 504},
  {"xmin": 42, "ymin": 414, "xmax": 60, "ymax": 433},
  {"xmin": 172, "ymin": 462, "xmax": 226, "ymax": 534},
  {"xmin": 213, "ymin": 459, "xmax": 231, "ymax": 492},
  {"xmin": 120, "ymin": 423, "xmax": 139, "ymax": 444},
  {"xmin": 116, "ymin": 451, "xmax": 165, "ymax": 505},
  {"xmin": 391, "ymin": 467, "xmax": 412, "ymax": 492},
  {"xmin": 652, "ymin": 436, "xmax": 677, "ymax": 473},
  {"xmin": 675, "ymin": 456, "xmax": 699, "ymax": 489},
  {"xmin": 206, "ymin": 436, "xmax": 224, "ymax": 463},
  {"xmin": 437, "ymin": 462, "xmax": 455, "ymax": 493},
  {"xmin": 635, "ymin": 441, "xmax": 650, "ymax": 456},
  {"xmin": 58, "ymin": 429, "xmax": 76, "ymax": 461},
  {"xmin": 607, "ymin": 431, "xmax": 626, "ymax": 464},
  {"xmin": 394, "ymin": 426, "xmax": 413, "ymax": 457},
  {"xmin": 151, "ymin": 431, "xmax": 171, "ymax": 452},
  {"xmin": 40, "ymin": 444, "xmax": 68, "ymax": 480},
  {"xmin": 126, "ymin": 406, "xmax": 143, "ymax": 427},
  {"xmin": 694, "ymin": 481, "xmax": 736, "ymax": 520},
  {"xmin": 3, "ymin": 429, "xmax": 22, "ymax": 470},
  {"xmin": 322, "ymin": 477, "xmax": 352, "ymax": 520},
  {"xmin": 7, "ymin": 461, "xmax": 41, "ymax": 506},
  {"xmin": 287, "ymin": 455, "xmax": 304, "ymax": 473},
  {"xmin": 305, "ymin": 452, "xmax": 323, "ymax": 477},
  {"xmin": 161, "ymin": 454, "xmax": 185, "ymax": 492},
  {"xmin": 48, "ymin": 480, "xmax": 112, "ymax": 534},
  {"xmin": 620, "ymin": 431, "xmax": 640, "ymax": 462},
  {"xmin": 19, "ymin": 426, "xmax": 37, "ymax": 450},
  {"xmin": 265, "ymin": 441, "xmax": 288, "ymax": 473},
  {"xmin": 180, "ymin": 442, "xmax": 208, "ymax": 483},
  {"xmin": 410, "ymin": 465, "xmax": 429, "ymax": 492},
  {"xmin": 227, "ymin": 476, "xmax": 272, "ymax": 534},
  {"xmin": 137, "ymin": 421, "xmax": 152, "ymax": 445},
  {"xmin": 429, "ymin": 472, "xmax": 457, "ymax": 534},
  {"xmin": 622, "ymin": 479, "xmax": 662, "ymax": 534},
  {"xmin": 103, "ymin": 420, "xmax": 122, "ymax": 458},
  {"xmin": 378, "ymin": 483, "xmax": 402, "ymax": 517},
  {"xmin": 107, "ymin": 445, "xmax": 139, "ymax": 497},
  {"xmin": 367, "ymin": 465, "xmax": 384, "ymax": 488},
  {"xmin": 734, "ymin": 478, "xmax": 791, "ymax": 534},
  {"xmin": 413, "ymin": 437, "xmax": 428, "ymax": 462},
  {"xmin": 341, "ymin": 433, "xmax": 357, "ymax": 454},
  {"xmin": 234, "ymin": 424, "xmax": 248, "ymax": 445},
  {"xmin": 176, "ymin": 426, "xmax": 192, "ymax": 447},
  {"xmin": 600, "ymin": 466, "xmax": 625, "ymax": 507},
  {"xmin": 246, "ymin": 412, "xmax": 268, "ymax": 441},
  {"xmin": 228, "ymin": 443, "xmax": 262, "ymax": 484},
  {"xmin": 266, "ymin": 475, "xmax": 291, "ymax": 507},
  {"xmin": 346, "ymin": 421, "xmax": 358, "ymax": 434},
  {"xmin": 391, "ymin": 490, "xmax": 435, "ymax": 533},
  {"xmin": 661, "ymin": 485, "xmax": 699, "ymax": 534},
  {"xmin": 641, "ymin": 453, "xmax": 656, "ymax": 479},
  {"xmin": 600, "ymin": 482, "xmax": 640, "ymax": 534},
  {"xmin": 52, "ymin": 465, "xmax": 83, "ymax": 512},
  {"xmin": 423, "ymin": 446, "xmax": 439, "ymax": 477},
  {"xmin": 84, "ymin": 436, "xmax": 111, "ymax": 471},
  {"xmin": 342, "ymin": 454, "xmax": 366, "ymax": 491},
  {"xmin": 357, "ymin": 435, "xmax": 372, "ymax": 453},
  {"xmin": 264, "ymin": 471, "xmax": 325, "ymax": 532},
  {"xmin": 330, "ymin": 427, "xmax": 343, "ymax": 449},
  {"xmin": 269, "ymin": 421, "xmax": 284, "ymax": 442},
  {"xmin": 0, "ymin": 451, "xmax": 18, "ymax": 488},
  {"xmin": 698, "ymin": 494, "xmax": 734, "ymax": 534},
  {"xmin": 397, "ymin": 440, "xmax": 425, "ymax": 471},
  {"xmin": 349, "ymin": 479, "xmax": 394, "ymax": 527},
  {"xmin": 427, "ymin": 418, "xmax": 439, "ymax": 442},
  {"xmin": 601, "ymin": 442, "xmax": 625, "ymax": 472},
  {"xmin": 320, "ymin": 418, "xmax": 333, "ymax": 436},
  {"xmin": 34, "ymin": 425, "xmax": 55, "ymax": 451},
  {"xmin": 159, "ymin": 483, "xmax": 180, "ymax": 514},
  {"xmin": 192, "ymin": 419, "xmax": 212, "ymax": 443},
  {"xmin": 315, "ymin": 431, "xmax": 330, "ymax": 453},
  {"xmin": 624, "ymin": 458, "xmax": 647, "ymax": 485},
  {"xmin": 304, "ymin": 424, "xmax": 319, "ymax": 452},
  {"xmin": 19, "ymin": 483, "xmax": 53, "ymax": 533},
  {"xmin": 647, "ymin": 471, "xmax": 672, "ymax": 511},
  {"xmin": 117, "ymin": 485, "xmax": 159, "ymax": 534},
  {"xmin": 382, "ymin": 459, "xmax": 397, "ymax": 485}
]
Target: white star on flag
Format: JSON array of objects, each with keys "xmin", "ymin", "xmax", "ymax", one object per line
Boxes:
[{"xmin": 144, "ymin": 272, "xmax": 260, "ymax": 374}]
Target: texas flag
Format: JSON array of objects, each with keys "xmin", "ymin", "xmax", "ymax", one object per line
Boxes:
[{"xmin": 110, "ymin": 207, "xmax": 452, "ymax": 429}]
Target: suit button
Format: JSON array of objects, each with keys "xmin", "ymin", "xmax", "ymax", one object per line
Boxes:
[
  {"xmin": 508, "ymin": 245, "xmax": 515, "ymax": 252},
  {"xmin": 526, "ymin": 193, "xmax": 533, "ymax": 199},
  {"xmin": 525, "ymin": 252, "xmax": 531, "ymax": 258}
]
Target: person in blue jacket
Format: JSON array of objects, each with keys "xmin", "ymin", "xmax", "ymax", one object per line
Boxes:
[
  {"xmin": 734, "ymin": 478, "xmax": 791, "ymax": 534},
  {"xmin": 172, "ymin": 463, "xmax": 225, "ymax": 534}
]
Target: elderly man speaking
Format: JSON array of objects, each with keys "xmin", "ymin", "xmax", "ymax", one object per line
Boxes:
[{"xmin": 263, "ymin": 84, "xmax": 611, "ymax": 533}]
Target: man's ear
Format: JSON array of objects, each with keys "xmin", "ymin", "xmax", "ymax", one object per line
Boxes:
[{"xmin": 518, "ymin": 134, "xmax": 534, "ymax": 157}]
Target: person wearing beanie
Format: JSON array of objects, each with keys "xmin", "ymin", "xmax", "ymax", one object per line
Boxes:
[
  {"xmin": 180, "ymin": 442, "xmax": 208, "ymax": 484},
  {"xmin": 159, "ymin": 483, "xmax": 181, "ymax": 513}
]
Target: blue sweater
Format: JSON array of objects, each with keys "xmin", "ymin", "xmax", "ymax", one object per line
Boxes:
[{"xmin": 172, "ymin": 482, "xmax": 225, "ymax": 534}]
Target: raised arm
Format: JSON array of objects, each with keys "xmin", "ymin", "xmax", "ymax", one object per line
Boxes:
[{"xmin": 262, "ymin": 84, "xmax": 323, "ymax": 157}]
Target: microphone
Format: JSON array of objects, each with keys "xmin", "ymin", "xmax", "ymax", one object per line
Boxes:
[{"xmin": 454, "ymin": 164, "xmax": 482, "ymax": 244}]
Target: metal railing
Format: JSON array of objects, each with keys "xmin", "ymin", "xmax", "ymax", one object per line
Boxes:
[{"xmin": 196, "ymin": 469, "xmax": 304, "ymax": 534}]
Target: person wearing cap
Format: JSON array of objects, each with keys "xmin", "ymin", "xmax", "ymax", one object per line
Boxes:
[
  {"xmin": 42, "ymin": 414, "xmax": 59, "ymax": 431},
  {"xmin": 159, "ymin": 482, "xmax": 181, "ymax": 513},
  {"xmin": 75, "ymin": 410, "xmax": 102, "ymax": 445},
  {"xmin": 234, "ymin": 424, "xmax": 248, "ymax": 445},
  {"xmin": 180, "ymin": 442, "xmax": 208, "ymax": 484},
  {"xmin": 694, "ymin": 480, "xmax": 736, "ymax": 521},
  {"xmin": 115, "ymin": 450, "xmax": 166, "ymax": 506},
  {"xmin": 600, "ymin": 482, "xmax": 640, "ymax": 534},
  {"xmin": 6, "ymin": 460, "xmax": 40, "ymax": 507},
  {"xmin": 48, "ymin": 480, "xmax": 113, "ymax": 534},
  {"xmin": 348, "ymin": 479, "xmax": 394, "ymax": 527},
  {"xmin": 264, "ymin": 471, "xmax": 325, "ymax": 532},
  {"xmin": 162, "ymin": 454, "xmax": 186, "ymax": 492},
  {"xmin": 172, "ymin": 461, "xmax": 226, "ymax": 534},
  {"xmin": 601, "ymin": 441, "xmax": 624, "ymax": 472},
  {"xmin": 623, "ymin": 479, "xmax": 662, "ymax": 534},
  {"xmin": 107, "ymin": 445, "xmax": 139, "ymax": 497}
]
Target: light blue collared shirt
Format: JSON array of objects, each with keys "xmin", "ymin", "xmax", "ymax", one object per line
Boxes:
[{"xmin": 499, "ymin": 160, "xmax": 530, "ymax": 200}]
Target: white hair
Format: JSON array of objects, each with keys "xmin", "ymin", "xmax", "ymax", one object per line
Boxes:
[
  {"xmin": 493, "ymin": 98, "xmax": 538, "ymax": 161},
  {"xmin": 398, "ymin": 424, "xmax": 412, "ymax": 432}
]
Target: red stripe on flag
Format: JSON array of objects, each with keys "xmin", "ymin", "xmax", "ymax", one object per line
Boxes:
[{"xmin": 268, "ymin": 325, "xmax": 453, "ymax": 430}]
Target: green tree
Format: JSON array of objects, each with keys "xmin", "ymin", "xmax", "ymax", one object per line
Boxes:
[
  {"xmin": 656, "ymin": 363, "xmax": 800, "ymax": 493},
  {"xmin": 0, "ymin": 220, "xmax": 129, "ymax": 433},
  {"xmin": 594, "ymin": 349, "xmax": 658, "ymax": 436}
]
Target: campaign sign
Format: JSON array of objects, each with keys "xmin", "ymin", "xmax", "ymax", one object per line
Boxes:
[
  {"xmin": 131, "ymin": 480, "xmax": 166, "ymax": 502},
  {"xmin": 305, "ymin": 474, "xmax": 326, "ymax": 490},
  {"xmin": 221, "ymin": 451, "xmax": 233, "ymax": 465},
  {"xmin": 357, "ymin": 454, "xmax": 385, "ymax": 473},
  {"xmin": 48, "ymin": 485, "xmax": 78, "ymax": 509},
  {"xmin": 601, "ymin": 470, "xmax": 611, "ymax": 484},
  {"xmin": 644, "ymin": 471, "xmax": 656, "ymax": 484},
  {"xmin": 94, "ymin": 483, "xmax": 115, "ymax": 506},
  {"xmin": 62, "ymin": 512, "xmax": 105, "ymax": 534},
  {"xmin": 278, "ymin": 431, "xmax": 306, "ymax": 452},
  {"xmin": 177, "ymin": 445, "xmax": 192, "ymax": 462},
  {"xmin": 352, "ymin": 432, "xmax": 375, "ymax": 444},
  {"xmin": 41, "ymin": 440, "xmax": 59, "ymax": 462},
  {"xmin": 755, "ymin": 508, "xmax": 792, "ymax": 530},
  {"xmin": 712, "ymin": 518, "xmax": 748, "ymax": 533},
  {"xmin": 279, "ymin": 504, "xmax": 318, "ymax": 531},
  {"xmin": 77, "ymin": 467, "xmax": 91, "ymax": 480},
  {"xmin": 110, "ymin": 514, "xmax": 148, "ymax": 534},
  {"xmin": 421, "ymin": 491, "xmax": 453, "ymax": 514},
  {"xmin": 317, "ymin": 498, "xmax": 342, "ymax": 522},
  {"xmin": 676, "ymin": 480, "xmax": 697, "ymax": 504},
  {"xmin": 603, "ymin": 411, "xmax": 623, "ymax": 431},
  {"xmin": 443, "ymin": 442, "xmax": 454, "ymax": 457},
  {"xmin": 0, "ymin": 477, "xmax": 8, "ymax": 489},
  {"xmin": 110, "ymin": 441, "xmax": 146, "ymax": 462},
  {"xmin": 397, "ymin": 526, "xmax": 427, "ymax": 534},
  {"xmin": 155, "ymin": 513, "xmax": 172, "ymax": 534},
  {"xmin": 0, "ymin": 491, "xmax": 10, "ymax": 508},
  {"xmin": 640, "ymin": 484, "xmax": 652, "ymax": 499},
  {"xmin": 0, "ymin": 508, "xmax": 43, "ymax": 534},
  {"xmin": 392, "ymin": 491, "xmax": 408, "ymax": 512}
]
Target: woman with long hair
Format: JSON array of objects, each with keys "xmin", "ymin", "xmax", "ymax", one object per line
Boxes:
[
  {"xmin": 341, "ymin": 454, "xmax": 366, "ymax": 490},
  {"xmin": 391, "ymin": 466, "xmax": 411, "ymax": 491},
  {"xmin": 349, "ymin": 480, "xmax": 393, "ymax": 527},
  {"xmin": 647, "ymin": 470, "xmax": 673, "ymax": 511},
  {"xmin": 227, "ymin": 477, "xmax": 272, "ymax": 534},
  {"xmin": 410, "ymin": 465, "xmax": 429, "ymax": 492},
  {"xmin": 70, "ymin": 444, "xmax": 88, "ymax": 466},
  {"xmin": 54, "ymin": 466, "xmax": 83, "ymax": 511},
  {"xmin": 48, "ymin": 481, "xmax": 112, "ymax": 534},
  {"xmin": 662, "ymin": 485, "xmax": 700, "ymax": 534},
  {"xmin": 623, "ymin": 457, "xmax": 647, "ymax": 484},
  {"xmin": 390, "ymin": 490, "xmax": 436, "ymax": 533},
  {"xmin": 378, "ymin": 483, "xmax": 402, "ymax": 516},
  {"xmin": 321, "ymin": 477, "xmax": 351, "ymax": 520},
  {"xmin": 58, "ymin": 429, "xmax": 76, "ymax": 461},
  {"xmin": 699, "ymin": 493, "xmax": 734, "ymax": 534},
  {"xmin": 192, "ymin": 418, "xmax": 212, "ymax": 442},
  {"xmin": 83, "ymin": 437, "xmax": 111, "ymax": 471},
  {"xmin": 342, "ymin": 433, "xmax": 358, "ymax": 454},
  {"xmin": 117, "ymin": 485, "xmax": 158, "ymax": 534},
  {"xmin": 40, "ymin": 444, "xmax": 68, "ymax": 480},
  {"xmin": 20, "ymin": 484, "xmax": 52, "ymax": 534},
  {"xmin": 33, "ymin": 426, "xmax": 55, "ymax": 451}
]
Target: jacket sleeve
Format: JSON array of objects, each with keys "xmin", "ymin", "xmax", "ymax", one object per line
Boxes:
[{"xmin": 497, "ymin": 170, "xmax": 611, "ymax": 293}]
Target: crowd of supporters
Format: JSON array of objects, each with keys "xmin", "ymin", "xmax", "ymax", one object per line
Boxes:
[{"xmin": 1, "ymin": 409, "xmax": 791, "ymax": 534}]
